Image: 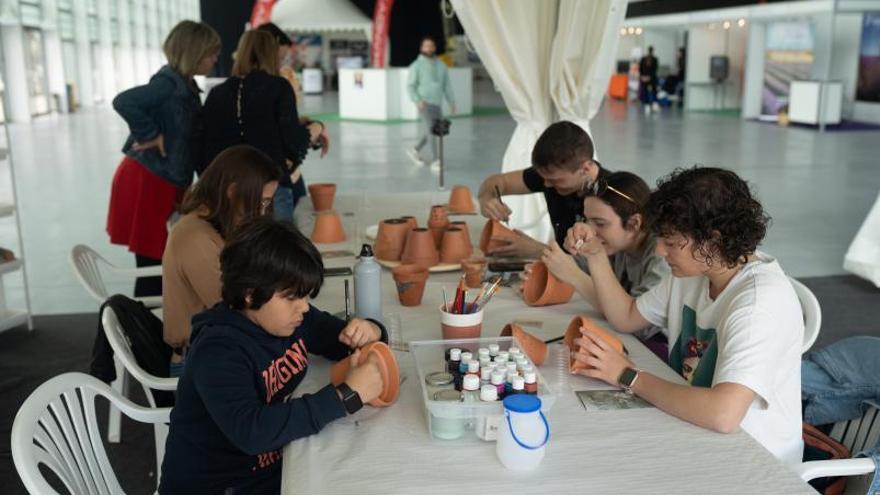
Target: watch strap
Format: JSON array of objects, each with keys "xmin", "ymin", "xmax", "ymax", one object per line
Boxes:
[{"xmin": 336, "ymin": 382, "xmax": 363, "ymax": 415}]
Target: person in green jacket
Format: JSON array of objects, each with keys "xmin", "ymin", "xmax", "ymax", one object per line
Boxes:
[{"xmin": 406, "ymin": 36, "xmax": 456, "ymax": 167}]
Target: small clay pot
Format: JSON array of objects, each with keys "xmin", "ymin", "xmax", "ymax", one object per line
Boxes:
[
  {"xmin": 439, "ymin": 227, "xmax": 473, "ymax": 264},
  {"xmin": 501, "ymin": 324, "xmax": 548, "ymax": 366},
  {"xmin": 448, "ymin": 185, "xmax": 476, "ymax": 214},
  {"xmin": 439, "ymin": 304, "xmax": 484, "ymax": 340},
  {"xmin": 479, "ymin": 219, "xmax": 516, "ymax": 253},
  {"xmin": 449, "ymin": 220, "xmax": 472, "ymax": 250},
  {"xmin": 399, "ymin": 215, "xmax": 418, "ymax": 231},
  {"xmin": 427, "ymin": 205, "xmax": 450, "ymax": 249},
  {"xmin": 521, "ymin": 261, "xmax": 574, "ymax": 306},
  {"xmin": 329, "ymin": 342, "xmax": 400, "ymax": 407},
  {"xmin": 308, "ymin": 183, "xmax": 336, "ymax": 211},
  {"xmin": 400, "ymin": 228, "xmax": 440, "ymax": 267},
  {"xmin": 564, "ymin": 316, "xmax": 624, "ymax": 372},
  {"xmin": 391, "ymin": 264, "xmax": 429, "ymax": 306},
  {"xmin": 374, "ymin": 218, "xmax": 410, "ymax": 261},
  {"xmin": 310, "ymin": 210, "xmax": 346, "ymax": 244},
  {"xmin": 461, "ymin": 257, "xmax": 487, "ymax": 288}
]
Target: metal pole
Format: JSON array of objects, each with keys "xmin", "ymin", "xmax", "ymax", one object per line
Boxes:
[
  {"xmin": 438, "ymin": 133, "xmax": 445, "ymax": 190},
  {"xmin": 819, "ymin": 0, "xmax": 838, "ymax": 133}
]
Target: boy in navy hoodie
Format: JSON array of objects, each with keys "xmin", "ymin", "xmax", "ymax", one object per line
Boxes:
[{"xmin": 160, "ymin": 219, "xmax": 387, "ymax": 494}]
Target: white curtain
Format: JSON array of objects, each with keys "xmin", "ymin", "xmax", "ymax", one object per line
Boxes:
[{"xmin": 451, "ymin": 0, "xmax": 627, "ymax": 242}]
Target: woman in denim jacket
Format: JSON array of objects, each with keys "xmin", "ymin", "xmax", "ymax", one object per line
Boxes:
[{"xmin": 107, "ymin": 20, "xmax": 220, "ymax": 297}]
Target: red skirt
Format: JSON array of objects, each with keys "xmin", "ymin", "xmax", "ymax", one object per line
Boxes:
[{"xmin": 106, "ymin": 157, "xmax": 183, "ymax": 260}]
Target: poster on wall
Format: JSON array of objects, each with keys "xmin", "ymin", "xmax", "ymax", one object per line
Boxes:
[
  {"xmin": 762, "ymin": 21, "xmax": 815, "ymax": 116},
  {"xmin": 291, "ymin": 35, "xmax": 322, "ymax": 71},
  {"xmin": 857, "ymin": 13, "xmax": 880, "ymax": 103}
]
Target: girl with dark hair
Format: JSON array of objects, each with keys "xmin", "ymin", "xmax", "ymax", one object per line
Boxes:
[
  {"xmin": 566, "ymin": 166, "xmax": 803, "ymax": 465},
  {"xmin": 160, "ymin": 219, "xmax": 386, "ymax": 495},
  {"xmin": 162, "ymin": 145, "xmax": 280, "ymax": 372}
]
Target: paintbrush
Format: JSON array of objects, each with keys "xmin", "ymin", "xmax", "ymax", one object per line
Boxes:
[{"xmin": 494, "ymin": 185, "xmax": 510, "ymax": 227}]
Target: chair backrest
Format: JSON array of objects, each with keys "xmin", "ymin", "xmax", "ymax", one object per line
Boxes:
[
  {"xmin": 830, "ymin": 400, "xmax": 880, "ymax": 454},
  {"xmin": 70, "ymin": 245, "xmax": 111, "ymax": 304},
  {"xmin": 102, "ymin": 305, "xmax": 169, "ymax": 408},
  {"xmin": 11, "ymin": 372, "xmax": 170, "ymax": 495},
  {"xmin": 789, "ymin": 277, "xmax": 821, "ymax": 354}
]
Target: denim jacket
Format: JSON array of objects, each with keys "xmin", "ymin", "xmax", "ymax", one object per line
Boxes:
[
  {"xmin": 802, "ymin": 336, "xmax": 880, "ymax": 426},
  {"xmin": 113, "ymin": 65, "xmax": 203, "ymax": 188}
]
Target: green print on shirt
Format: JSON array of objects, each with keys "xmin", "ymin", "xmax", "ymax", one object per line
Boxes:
[{"xmin": 669, "ymin": 306, "xmax": 718, "ymax": 388}]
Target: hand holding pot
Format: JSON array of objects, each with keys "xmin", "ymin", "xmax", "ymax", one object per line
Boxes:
[
  {"xmin": 342, "ymin": 349, "xmax": 384, "ymax": 405},
  {"xmin": 488, "ymin": 229, "xmax": 545, "ymax": 258},
  {"xmin": 571, "ymin": 328, "xmax": 634, "ymax": 386},
  {"xmin": 541, "ymin": 241, "xmax": 582, "ymax": 286},
  {"xmin": 478, "ymin": 194, "xmax": 512, "ymax": 223},
  {"xmin": 338, "ymin": 318, "xmax": 382, "ymax": 349}
]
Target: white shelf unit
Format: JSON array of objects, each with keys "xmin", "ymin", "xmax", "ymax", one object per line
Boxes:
[{"xmin": 0, "ymin": 96, "xmax": 33, "ymax": 332}]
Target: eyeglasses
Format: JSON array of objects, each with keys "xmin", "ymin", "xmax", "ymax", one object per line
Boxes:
[
  {"xmin": 260, "ymin": 198, "xmax": 273, "ymax": 213},
  {"xmin": 585, "ymin": 179, "xmax": 638, "ymax": 205}
]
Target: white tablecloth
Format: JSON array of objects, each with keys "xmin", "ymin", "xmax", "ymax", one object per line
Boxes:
[{"xmin": 284, "ymin": 194, "xmax": 812, "ymax": 494}]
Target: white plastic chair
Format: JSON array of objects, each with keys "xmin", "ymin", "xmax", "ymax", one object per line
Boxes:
[
  {"xmin": 11, "ymin": 372, "xmax": 171, "ymax": 495},
  {"xmin": 789, "ymin": 277, "xmax": 821, "ymax": 354},
  {"xmin": 794, "ymin": 400, "xmax": 880, "ymax": 494},
  {"xmin": 69, "ymin": 244, "xmax": 163, "ymax": 308},
  {"xmin": 102, "ymin": 305, "xmax": 177, "ymax": 489}
]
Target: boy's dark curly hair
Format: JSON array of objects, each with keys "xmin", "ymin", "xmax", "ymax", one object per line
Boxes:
[{"xmin": 645, "ymin": 166, "xmax": 770, "ymax": 268}]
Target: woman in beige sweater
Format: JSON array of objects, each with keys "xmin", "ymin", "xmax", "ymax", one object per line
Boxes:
[{"xmin": 163, "ymin": 144, "xmax": 280, "ymax": 374}]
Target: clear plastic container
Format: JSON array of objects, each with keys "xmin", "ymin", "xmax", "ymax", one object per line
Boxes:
[{"xmin": 411, "ymin": 336, "xmax": 556, "ymax": 442}]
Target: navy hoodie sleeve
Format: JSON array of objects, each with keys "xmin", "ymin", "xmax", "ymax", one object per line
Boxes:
[
  {"xmin": 302, "ymin": 305, "xmax": 388, "ymax": 362},
  {"xmin": 191, "ymin": 338, "xmax": 347, "ymax": 455},
  {"xmin": 113, "ymin": 74, "xmax": 175, "ymax": 142}
]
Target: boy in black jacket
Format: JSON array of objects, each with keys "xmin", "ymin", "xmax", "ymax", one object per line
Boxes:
[{"xmin": 160, "ymin": 219, "xmax": 386, "ymax": 494}]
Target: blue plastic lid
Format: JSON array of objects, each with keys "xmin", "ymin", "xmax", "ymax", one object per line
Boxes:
[{"xmin": 502, "ymin": 394, "xmax": 542, "ymax": 413}]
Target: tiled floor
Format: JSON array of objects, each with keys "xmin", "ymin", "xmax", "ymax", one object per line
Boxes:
[{"xmin": 2, "ymin": 84, "xmax": 879, "ymax": 315}]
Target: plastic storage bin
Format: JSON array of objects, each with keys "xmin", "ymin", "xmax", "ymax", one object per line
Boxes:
[{"xmin": 411, "ymin": 336, "xmax": 556, "ymax": 442}]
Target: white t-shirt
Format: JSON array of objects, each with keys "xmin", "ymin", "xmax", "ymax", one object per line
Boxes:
[{"xmin": 635, "ymin": 252, "xmax": 804, "ymax": 464}]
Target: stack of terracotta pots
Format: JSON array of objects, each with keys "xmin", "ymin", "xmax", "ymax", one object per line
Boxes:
[
  {"xmin": 310, "ymin": 210, "xmax": 346, "ymax": 244},
  {"xmin": 373, "ymin": 205, "xmax": 473, "ymax": 268},
  {"xmin": 564, "ymin": 316, "xmax": 624, "ymax": 372}
]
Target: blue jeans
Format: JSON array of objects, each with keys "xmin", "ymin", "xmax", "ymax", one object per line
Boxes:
[
  {"xmin": 802, "ymin": 336, "xmax": 880, "ymax": 426},
  {"xmin": 274, "ymin": 179, "xmax": 306, "ymax": 224}
]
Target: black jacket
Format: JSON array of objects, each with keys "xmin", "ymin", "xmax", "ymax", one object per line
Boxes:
[
  {"xmin": 159, "ymin": 304, "xmax": 386, "ymax": 494},
  {"xmin": 201, "ymin": 71, "xmax": 311, "ymax": 185}
]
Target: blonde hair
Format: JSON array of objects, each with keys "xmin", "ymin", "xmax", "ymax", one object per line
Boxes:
[
  {"xmin": 231, "ymin": 30, "xmax": 279, "ymax": 77},
  {"xmin": 163, "ymin": 20, "xmax": 221, "ymax": 77}
]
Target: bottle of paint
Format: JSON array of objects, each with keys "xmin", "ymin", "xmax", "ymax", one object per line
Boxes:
[
  {"xmin": 480, "ymin": 384, "xmax": 499, "ymax": 402},
  {"xmin": 479, "ymin": 356, "xmax": 492, "ymax": 369},
  {"xmin": 459, "ymin": 352, "xmax": 473, "ymax": 375},
  {"xmin": 509, "ymin": 346, "xmax": 522, "ymax": 357},
  {"xmin": 506, "ymin": 362, "xmax": 518, "ymax": 375},
  {"xmin": 462, "ymin": 374, "xmax": 481, "ymax": 403},
  {"xmin": 488, "ymin": 344, "xmax": 500, "ymax": 357},
  {"xmin": 478, "ymin": 348, "xmax": 490, "ymax": 360},
  {"xmin": 524, "ymin": 371, "xmax": 538, "ymax": 395},
  {"xmin": 496, "ymin": 351, "xmax": 510, "ymax": 363},
  {"xmin": 510, "ymin": 375, "xmax": 526, "ymax": 396},
  {"xmin": 505, "ymin": 371, "xmax": 518, "ymax": 395},
  {"xmin": 480, "ymin": 367, "xmax": 493, "ymax": 386},
  {"xmin": 466, "ymin": 360, "xmax": 480, "ymax": 378},
  {"xmin": 491, "ymin": 370, "xmax": 506, "ymax": 399},
  {"xmin": 447, "ymin": 348, "xmax": 462, "ymax": 375},
  {"xmin": 515, "ymin": 357, "xmax": 529, "ymax": 372}
]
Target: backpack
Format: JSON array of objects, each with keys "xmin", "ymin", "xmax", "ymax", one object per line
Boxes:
[
  {"xmin": 803, "ymin": 422, "xmax": 851, "ymax": 495},
  {"xmin": 89, "ymin": 294, "xmax": 174, "ymax": 407}
]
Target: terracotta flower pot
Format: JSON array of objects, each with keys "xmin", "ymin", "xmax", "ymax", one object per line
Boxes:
[
  {"xmin": 427, "ymin": 205, "xmax": 450, "ymax": 249},
  {"xmin": 521, "ymin": 261, "xmax": 574, "ymax": 306},
  {"xmin": 399, "ymin": 215, "xmax": 418, "ymax": 231},
  {"xmin": 439, "ymin": 304, "xmax": 484, "ymax": 340},
  {"xmin": 500, "ymin": 323, "xmax": 548, "ymax": 366},
  {"xmin": 564, "ymin": 316, "xmax": 624, "ymax": 372},
  {"xmin": 448, "ymin": 185, "xmax": 476, "ymax": 214},
  {"xmin": 374, "ymin": 218, "xmax": 410, "ymax": 261},
  {"xmin": 329, "ymin": 342, "xmax": 400, "ymax": 407},
  {"xmin": 391, "ymin": 264, "xmax": 429, "ymax": 306},
  {"xmin": 461, "ymin": 257, "xmax": 487, "ymax": 288},
  {"xmin": 308, "ymin": 183, "xmax": 336, "ymax": 211},
  {"xmin": 479, "ymin": 219, "xmax": 516, "ymax": 253},
  {"xmin": 400, "ymin": 228, "xmax": 440, "ymax": 267},
  {"xmin": 449, "ymin": 220, "xmax": 472, "ymax": 250},
  {"xmin": 310, "ymin": 210, "xmax": 346, "ymax": 244},
  {"xmin": 439, "ymin": 227, "xmax": 473, "ymax": 264}
]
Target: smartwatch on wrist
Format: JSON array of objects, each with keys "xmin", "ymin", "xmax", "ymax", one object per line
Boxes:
[
  {"xmin": 336, "ymin": 382, "xmax": 363, "ymax": 414},
  {"xmin": 617, "ymin": 367, "xmax": 641, "ymax": 395}
]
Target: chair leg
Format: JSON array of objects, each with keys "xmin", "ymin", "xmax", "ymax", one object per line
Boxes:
[
  {"xmin": 154, "ymin": 422, "xmax": 169, "ymax": 490},
  {"xmin": 107, "ymin": 357, "xmax": 127, "ymax": 443}
]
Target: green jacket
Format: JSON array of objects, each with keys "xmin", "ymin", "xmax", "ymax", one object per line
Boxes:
[{"xmin": 407, "ymin": 55, "xmax": 455, "ymax": 107}]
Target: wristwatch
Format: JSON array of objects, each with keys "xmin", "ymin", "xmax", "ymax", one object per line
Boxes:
[
  {"xmin": 617, "ymin": 367, "xmax": 641, "ymax": 395},
  {"xmin": 336, "ymin": 383, "xmax": 363, "ymax": 415}
]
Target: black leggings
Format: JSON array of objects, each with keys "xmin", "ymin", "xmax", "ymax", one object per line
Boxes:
[{"xmin": 134, "ymin": 254, "xmax": 162, "ymax": 298}]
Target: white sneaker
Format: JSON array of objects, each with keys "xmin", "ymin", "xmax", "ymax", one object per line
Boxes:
[
  {"xmin": 652, "ymin": 102, "xmax": 660, "ymax": 111},
  {"xmin": 644, "ymin": 105, "xmax": 651, "ymax": 116},
  {"xmin": 429, "ymin": 159, "xmax": 441, "ymax": 169},
  {"xmin": 406, "ymin": 148, "xmax": 425, "ymax": 165}
]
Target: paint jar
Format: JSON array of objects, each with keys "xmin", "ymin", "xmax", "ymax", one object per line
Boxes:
[
  {"xmin": 510, "ymin": 375, "xmax": 526, "ymax": 395},
  {"xmin": 459, "ymin": 352, "xmax": 473, "ymax": 375},
  {"xmin": 524, "ymin": 371, "xmax": 538, "ymax": 395},
  {"xmin": 488, "ymin": 344, "xmax": 500, "ymax": 357},
  {"xmin": 431, "ymin": 389, "xmax": 465, "ymax": 440},
  {"xmin": 447, "ymin": 348, "xmax": 462, "ymax": 374},
  {"xmin": 491, "ymin": 370, "xmax": 506, "ymax": 399}
]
